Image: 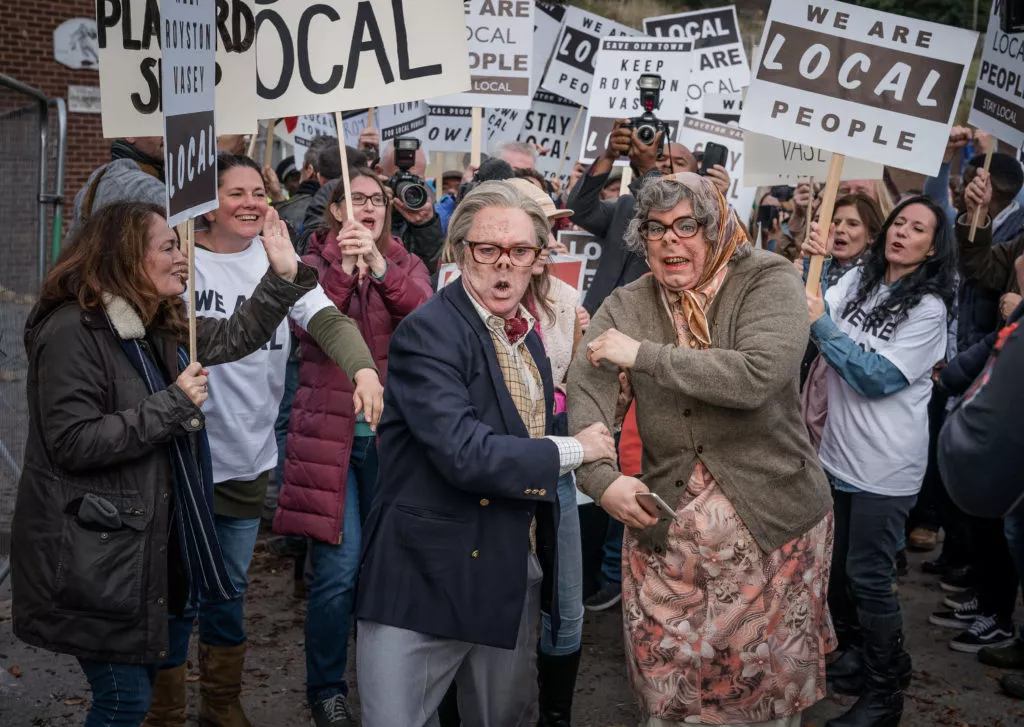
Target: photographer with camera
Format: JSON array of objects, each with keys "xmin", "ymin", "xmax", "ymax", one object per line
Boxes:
[{"xmin": 377, "ymin": 138, "xmax": 446, "ymax": 274}]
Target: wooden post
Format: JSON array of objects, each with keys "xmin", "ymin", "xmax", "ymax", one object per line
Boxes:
[
  {"xmin": 263, "ymin": 119, "xmax": 277, "ymax": 170},
  {"xmin": 246, "ymin": 127, "xmax": 259, "ymax": 159},
  {"xmin": 805, "ymin": 154, "xmax": 845, "ymax": 294},
  {"xmin": 554, "ymin": 105, "xmax": 585, "ymax": 182},
  {"xmin": 333, "ymin": 112, "xmax": 356, "ymax": 221},
  {"xmin": 186, "ymin": 219, "xmax": 197, "ymax": 363},
  {"xmin": 367, "ymin": 107, "xmax": 375, "ymax": 129},
  {"xmin": 968, "ymin": 148, "xmax": 994, "ymax": 242},
  {"xmin": 803, "ymin": 175, "xmax": 815, "ymax": 249},
  {"xmin": 470, "ymin": 107, "xmax": 483, "ymax": 168},
  {"xmin": 620, "ymin": 166, "xmax": 634, "ymax": 196}
]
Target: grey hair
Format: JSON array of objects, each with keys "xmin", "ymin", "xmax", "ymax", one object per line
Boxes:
[
  {"xmin": 447, "ymin": 181, "xmax": 549, "ymax": 265},
  {"xmin": 624, "ymin": 178, "xmax": 721, "ymax": 258},
  {"xmin": 492, "ymin": 140, "xmax": 538, "ymax": 163}
]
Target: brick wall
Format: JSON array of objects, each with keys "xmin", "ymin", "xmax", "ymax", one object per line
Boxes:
[{"xmin": 1, "ymin": 0, "xmax": 110, "ymax": 292}]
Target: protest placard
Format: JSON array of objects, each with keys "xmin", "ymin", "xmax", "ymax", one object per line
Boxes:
[
  {"xmin": 432, "ymin": 0, "xmax": 535, "ymax": 110},
  {"xmin": 486, "ymin": 108, "xmax": 528, "ymax": 146},
  {"xmin": 378, "ymin": 101, "xmax": 429, "ymax": 141},
  {"xmin": 161, "ymin": 0, "xmax": 218, "ymax": 227},
  {"xmin": 548, "ymin": 255, "xmax": 587, "ymax": 296},
  {"xmin": 740, "ymin": 0, "xmax": 978, "ymax": 177},
  {"xmin": 540, "ymin": 7, "xmax": 637, "ymax": 107},
  {"xmin": 98, "ymin": 0, "xmax": 256, "ymax": 137},
  {"xmin": 579, "ymin": 38, "xmax": 692, "ymax": 165},
  {"xmin": 425, "ymin": 105, "xmax": 474, "ymax": 153},
  {"xmin": 676, "ymin": 116, "xmax": 754, "ymax": 217},
  {"xmin": 520, "ymin": 91, "xmax": 584, "ymax": 189},
  {"xmin": 969, "ymin": 3, "xmax": 1024, "ymax": 151},
  {"xmin": 702, "ymin": 92, "xmax": 743, "ymax": 125},
  {"xmin": 557, "ymin": 229, "xmax": 603, "ymax": 300},
  {"xmin": 743, "ymin": 130, "xmax": 883, "ymax": 186},
  {"xmin": 254, "ymin": 0, "xmax": 470, "ymax": 118},
  {"xmin": 293, "ymin": 113, "xmax": 339, "ymax": 167}
]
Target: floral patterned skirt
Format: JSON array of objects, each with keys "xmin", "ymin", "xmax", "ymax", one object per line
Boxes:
[{"xmin": 622, "ymin": 464, "xmax": 835, "ymax": 725}]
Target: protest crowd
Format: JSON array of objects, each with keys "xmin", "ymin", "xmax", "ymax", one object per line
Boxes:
[{"xmin": 5, "ymin": 1, "xmax": 1024, "ymax": 727}]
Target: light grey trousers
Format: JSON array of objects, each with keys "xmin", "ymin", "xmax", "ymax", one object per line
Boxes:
[{"xmin": 356, "ymin": 554, "xmax": 543, "ymax": 727}]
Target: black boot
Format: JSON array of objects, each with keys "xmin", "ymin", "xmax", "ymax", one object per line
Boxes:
[
  {"xmin": 826, "ymin": 612, "xmax": 906, "ymax": 727},
  {"xmin": 537, "ymin": 649, "xmax": 582, "ymax": 727},
  {"xmin": 830, "ymin": 647, "xmax": 912, "ymax": 696}
]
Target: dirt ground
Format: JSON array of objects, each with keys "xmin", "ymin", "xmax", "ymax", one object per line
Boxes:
[{"xmin": 2, "ymin": 543, "xmax": 1022, "ymax": 727}]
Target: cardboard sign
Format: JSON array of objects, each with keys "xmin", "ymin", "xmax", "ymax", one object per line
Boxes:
[
  {"xmin": 547, "ymin": 255, "xmax": 586, "ymax": 297},
  {"xmin": 740, "ymin": 0, "xmax": 978, "ymax": 177},
  {"xmin": 293, "ymin": 113, "xmax": 338, "ymax": 168},
  {"xmin": 379, "ymin": 101, "xmax": 429, "ymax": 142},
  {"xmin": 702, "ymin": 92, "xmax": 743, "ymax": 125},
  {"xmin": 969, "ymin": 4, "xmax": 1024, "ymax": 150},
  {"xmin": 432, "ymin": 0, "xmax": 535, "ymax": 110},
  {"xmin": 557, "ymin": 229, "xmax": 603, "ymax": 299},
  {"xmin": 161, "ymin": 0, "xmax": 218, "ymax": 227},
  {"xmin": 486, "ymin": 108, "xmax": 529, "ymax": 146},
  {"xmin": 519, "ymin": 90, "xmax": 584, "ymax": 189},
  {"xmin": 676, "ymin": 116, "xmax": 754, "ymax": 217},
  {"xmin": 743, "ymin": 129, "xmax": 883, "ymax": 186},
  {"xmin": 254, "ymin": 0, "xmax": 470, "ymax": 118},
  {"xmin": 425, "ymin": 105, "xmax": 474, "ymax": 153},
  {"xmin": 579, "ymin": 38, "xmax": 692, "ymax": 165},
  {"xmin": 540, "ymin": 6, "xmax": 637, "ymax": 107},
  {"xmin": 97, "ymin": 0, "xmax": 257, "ymax": 137},
  {"xmin": 644, "ymin": 6, "xmax": 750, "ymax": 108}
]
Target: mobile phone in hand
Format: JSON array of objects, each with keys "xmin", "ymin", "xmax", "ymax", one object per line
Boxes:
[
  {"xmin": 699, "ymin": 142, "xmax": 729, "ymax": 176},
  {"xmin": 635, "ymin": 492, "xmax": 676, "ymax": 520}
]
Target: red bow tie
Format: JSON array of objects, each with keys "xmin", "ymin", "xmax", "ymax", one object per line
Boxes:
[{"xmin": 504, "ymin": 315, "xmax": 530, "ymax": 344}]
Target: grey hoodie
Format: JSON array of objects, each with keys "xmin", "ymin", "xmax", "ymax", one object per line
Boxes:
[{"xmin": 68, "ymin": 158, "xmax": 166, "ymax": 240}]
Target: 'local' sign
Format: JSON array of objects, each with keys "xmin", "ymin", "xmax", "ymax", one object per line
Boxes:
[
  {"xmin": 580, "ymin": 37, "xmax": 692, "ymax": 165},
  {"xmin": 519, "ymin": 90, "xmax": 584, "ymax": 190},
  {"xmin": 432, "ymin": 0, "xmax": 535, "ymax": 110},
  {"xmin": 740, "ymin": 1, "xmax": 978, "ymax": 177},
  {"xmin": 969, "ymin": 3, "xmax": 1024, "ymax": 151},
  {"xmin": 161, "ymin": 0, "xmax": 218, "ymax": 227},
  {"xmin": 540, "ymin": 6, "xmax": 637, "ymax": 108},
  {"xmin": 743, "ymin": 130, "xmax": 883, "ymax": 186},
  {"xmin": 644, "ymin": 6, "xmax": 750, "ymax": 108}
]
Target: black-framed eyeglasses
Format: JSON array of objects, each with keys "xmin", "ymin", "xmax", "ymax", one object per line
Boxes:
[
  {"xmin": 344, "ymin": 192, "xmax": 387, "ymax": 208},
  {"xmin": 463, "ymin": 241, "xmax": 542, "ymax": 267},
  {"xmin": 639, "ymin": 216, "xmax": 701, "ymax": 241}
]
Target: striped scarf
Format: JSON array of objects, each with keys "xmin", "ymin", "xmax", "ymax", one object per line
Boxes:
[{"xmin": 111, "ymin": 324, "xmax": 238, "ymax": 604}]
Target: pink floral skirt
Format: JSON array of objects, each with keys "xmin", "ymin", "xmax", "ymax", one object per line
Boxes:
[{"xmin": 622, "ymin": 464, "xmax": 835, "ymax": 724}]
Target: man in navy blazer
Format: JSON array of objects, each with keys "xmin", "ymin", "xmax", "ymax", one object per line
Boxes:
[{"xmin": 355, "ymin": 182, "xmax": 614, "ymax": 727}]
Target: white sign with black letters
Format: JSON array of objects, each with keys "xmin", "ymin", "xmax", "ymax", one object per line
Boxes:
[
  {"xmin": 486, "ymin": 108, "xmax": 528, "ymax": 146},
  {"xmin": 425, "ymin": 105, "xmax": 474, "ymax": 153},
  {"xmin": 701, "ymin": 92, "xmax": 743, "ymax": 125},
  {"xmin": 519, "ymin": 90, "xmax": 584, "ymax": 190},
  {"xmin": 293, "ymin": 113, "xmax": 338, "ymax": 168},
  {"xmin": 740, "ymin": 0, "xmax": 978, "ymax": 177},
  {"xmin": 579, "ymin": 37, "xmax": 692, "ymax": 165},
  {"xmin": 97, "ymin": 0, "xmax": 257, "ymax": 137},
  {"xmin": 540, "ymin": 6, "xmax": 638, "ymax": 108},
  {"xmin": 676, "ymin": 116, "xmax": 755, "ymax": 217},
  {"xmin": 644, "ymin": 6, "xmax": 750, "ymax": 108},
  {"xmin": 743, "ymin": 129, "xmax": 883, "ymax": 186},
  {"xmin": 968, "ymin": 4, "xmax": 1024, "ymax": 150},
  {"xmin": 161, "ymin": 0, "xmax": 218, "ymax": 227},
  {"xmin": 432, "ymin": 0, "xmax": 535, "ymax": 110},
  {"xmin": 255, "ymin": 0, "xmax": 470, "ymax": 118}
]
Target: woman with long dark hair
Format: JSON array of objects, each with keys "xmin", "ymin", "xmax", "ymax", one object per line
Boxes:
[
  {"xmin": 806, "ymin": 196, "xmax": 955, "ymax": 727},
  {"xmin": 11, "ymin": 201, "xmax": 317, "ymax": 727}
]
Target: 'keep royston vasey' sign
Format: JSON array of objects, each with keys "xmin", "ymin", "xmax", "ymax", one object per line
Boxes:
[
  {"xmin": 580, "ymin": 37, "xmax": 692, "ymax": 165},
  {"xmin": 969, "ymin": 2, "xmax": 1024, "ymax": 151},
  {"xmin": 161, "ymin": 0, "xmax": 218, "ymax": 227},
  {"xmin": 540, "ymin": 6, "xmax": 638, "ymax": 108},
  {"xmin": 254, "ymin": 0, "xmax": 470, "ymax": 119},
  {"xmin": 740, "ymin": 1, "xmax": 978, "ymax": 177}
]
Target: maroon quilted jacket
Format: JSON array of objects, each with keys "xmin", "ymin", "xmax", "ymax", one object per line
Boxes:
[{"xmin": 274, "ymin": 228, "xmax": 432, "ymax": 543}]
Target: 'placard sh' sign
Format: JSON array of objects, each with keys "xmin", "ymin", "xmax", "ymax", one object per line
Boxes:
[{"xmin": 740, "ymin": 1, "xmax": 978, "ymax": 177}]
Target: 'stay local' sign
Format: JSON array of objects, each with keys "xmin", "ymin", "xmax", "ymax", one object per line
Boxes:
[
  {"xmin": 740, "ymin": 1, "xmax": 978, "ymax": 177},
  {"xmin": 433, "ymin": 0, "xmax": 535, "ymax": 110},
  {"xmin": 969, "ymin": 3, "xmax": 1024, "ymax": 151},
  {"xmin": 161, "ymin": 0, "xmax": 218, "ymax": 227},
  {"xmin": 540, "ymin": 6, "xmax": 638, "ymax": 108},
  {"xmin": 644, "ymin": 6, "xmax": 750, "ymax": 107},
  {"xmin": 519, "ymin": 90, "xmax": 584, "ymax": 189}
]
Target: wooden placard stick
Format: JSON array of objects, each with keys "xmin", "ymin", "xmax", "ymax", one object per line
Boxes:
[
  {"xmin": 803, "ymin": 175, "xmax": 815, "ymax": 247},
  {"xmin": 968, "ymin": 147, "xmax": 994, "ymax": 242},
  {"xmin": 186, "ymin": 219, "xmax": 197, "ymax": 362},
  {"xmin": 470, "ymin": 107, "xmax": 483, "ymax": 168},
  {"xmin": 367, "ymin": 107, "xmax": 375, "ymax": 129},
  {"xmin": 805, "ymin": 154, "xmax": 845, "ymax": 295},
  {"xmin": 333, "ymin": 111, "xmax": 361, "ymax": 273},
  {"xmin": 263, "ymin": 119, "xmax": 277, "ymax": 170},
  {"xmin": 554, "ymin": 105, "xmax": 585, "ymax": 182},
  {"xmin": 246, "ymin": 127, "xmax": 259, "ymax": 159}
]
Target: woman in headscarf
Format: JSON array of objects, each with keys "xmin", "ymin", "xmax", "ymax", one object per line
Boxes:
[{"xmin": 568, "ymin": 173, "xmax": 834, "ymax": 727}]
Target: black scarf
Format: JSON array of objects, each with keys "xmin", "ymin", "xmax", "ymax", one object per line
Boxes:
[{"xmin": 111, "ymin": 140, "xmax": 164, "ymax": 181}]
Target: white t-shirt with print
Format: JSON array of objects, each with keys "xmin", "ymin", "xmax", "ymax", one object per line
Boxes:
[
  {"xmin": 191, "ymin": 239, "xmax": 333, "ymax": 484},
  {"xmin": 817, "ymin": 267, "xmax": 947, "ymax": 497}
]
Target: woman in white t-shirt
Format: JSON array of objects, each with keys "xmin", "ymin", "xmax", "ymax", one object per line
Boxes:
[{"xmin": 805, "ymin": 196, "xmax": 955, "ymax": 727}]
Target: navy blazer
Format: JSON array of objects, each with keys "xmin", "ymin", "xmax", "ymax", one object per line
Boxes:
[{"xmin": 355, "ymin": 280, "xmax": 562, "ymax": 649}]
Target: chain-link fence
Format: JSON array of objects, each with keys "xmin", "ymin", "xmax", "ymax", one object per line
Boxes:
[{"xmin": 0, "ymin": 75, "xmax": 65, "ymax": 584}]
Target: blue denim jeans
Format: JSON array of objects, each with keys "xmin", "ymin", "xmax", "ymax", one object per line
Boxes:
[
  {"xmin": 305, "ymin": 436, "xmax": 377, "ymax": 703},
  {"xmin": 600, "ymin": 519, "xmax": 624, "ymax": 586},
  {"xmin": 540, "ymin": 473, "xmax": 584, "ymax": 656},
  {"xmin": 267, "ymin": 355, "xmax": 301, "ymax": 518},
  {"xmin": 197, "ymin": 515, "xmax": 262, "ymax": 648}
]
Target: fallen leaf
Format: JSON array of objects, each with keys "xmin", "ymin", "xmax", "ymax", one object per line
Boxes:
[{"xmin": 63, "ymin": 697, "xmax": 85, "ymax": 705}]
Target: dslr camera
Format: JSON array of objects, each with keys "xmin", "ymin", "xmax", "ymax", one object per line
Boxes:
[
  {"xmin": 624, "ymin": 74, "xmax": 670, "ymax": 159},
  {"xmin": 387, "ymin": 137, "xmax": 429, "ymax": 210}
]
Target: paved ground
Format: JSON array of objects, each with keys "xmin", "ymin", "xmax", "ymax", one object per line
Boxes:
[{"xmin": 2, "ymin": 544, "xmax": 1022, "ymax": 726}]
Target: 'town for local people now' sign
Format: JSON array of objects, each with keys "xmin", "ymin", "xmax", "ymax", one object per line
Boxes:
[
  {"xmin": 161, "ymin": 0, "xmax": 219, "ymax": 227},
  {"xmin": 740, "ymin": 0, "xmax": 978, "ymax": 177},
  {"xmin": 969, "ymin": 3, "xmax": 1024, "ymax": 151}
]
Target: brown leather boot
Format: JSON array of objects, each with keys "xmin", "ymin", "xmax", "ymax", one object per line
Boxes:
[
  {"xmin": 198, "ymin": 642, "xmax": 253, "ymax": 727},
  {"xmin": 143, "ymin": 664, "xmax": 187, "ymax": 727}
]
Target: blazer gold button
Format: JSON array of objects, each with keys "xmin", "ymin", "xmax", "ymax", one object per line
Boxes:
[
  {"xmin": 480, "ymin": 499, "xmax": 489, "ymax": 506},
  {"xmin": 471, "ymin": 550, "xmax": 479, "ymax": 558}
]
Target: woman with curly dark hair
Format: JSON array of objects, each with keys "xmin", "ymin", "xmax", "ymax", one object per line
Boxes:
[{"xmin": 806, "ymin": 196, "xmax": 956, "ymax": 727}]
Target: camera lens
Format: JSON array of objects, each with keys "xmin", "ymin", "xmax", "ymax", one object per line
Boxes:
[
  {"xmin": 636, "ymin": 124, "xmax": 657, "ymax": 145},
  {"xmin": 397, "ymin": 181, "xmax": 428, "ymax": 210}
]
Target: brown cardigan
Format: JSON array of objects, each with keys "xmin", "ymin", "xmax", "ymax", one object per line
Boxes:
[{"xmin": 568, "ymin": 248, "xmax": 831, "ymax": 553}]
